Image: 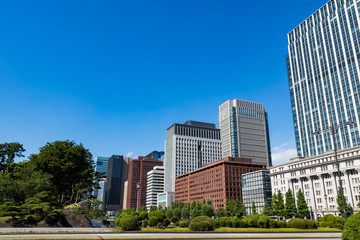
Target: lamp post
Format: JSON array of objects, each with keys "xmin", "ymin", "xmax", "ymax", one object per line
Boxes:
[
  {"xmin": 314, "ymin": 119, "xmax": 353, "ymax": 220},
  {"xmin": 136, "ymin": 182, "xmax": 140, "ymax": 212}
]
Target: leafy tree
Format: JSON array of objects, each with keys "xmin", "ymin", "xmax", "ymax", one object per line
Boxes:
[
  {"xmin": 215, "ymin": 207, "xmax": 226, "ymax": 219},
  {"xmin": 166, "ymin": 209, "xmax": 173, "ymax": 220},
  {"xmin": 29, "ymin": 140, "xmax": 96, "ymax": 206},
  {"xmin": 172, "ymin": 208, "xmax": 181, "ymax": 219},
  {"xmin": 285, "ymin": 189, "xmax": 296, "ymax": 218},
  {"xmin": 336, "ymin": 187, "xmax": 352, "ymax": 218},
  {"xmin": 0, "ymin": 142, "xmax": 25, "ymax": 173},
  {"xmin": 191, "ymin": 201, "xmax": 197, "ymax": 210},
  {"xmin": 181, "ymin": 207, "xmax": 190, "ymax": 220},
  {"xmin": 190, "ymin": 208, "xmax": 200, "ymax": 219},
  {"xmin": 206, "ymin": 199, "xmax": 212, "ymax": 205},
  {"xmin": 251, "ymin": 201, "xmax": 257, "ymax": 215},
  {"xmin": 201, "ymin": 204, "xmax": 214, "ymax": 218},
  {"xmin": 296, "ymin": 189, "xmax": 309, "ymax": 219},
  {"xmin": 226, "ymin": 199, "xmax": 234, "ymax": 217},
  {"xmin": 234, "ymin": 199, "xmax": 246, "ymax": 218},
  {"xmin": 263, "ymin": 201, "xmax": 271, "ymax": 216}
]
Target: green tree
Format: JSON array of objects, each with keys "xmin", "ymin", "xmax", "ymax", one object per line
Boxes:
[
  {"xmin": 285, "ymin": 189, "xmax": 296, "ymax": 218},
  {"xmin": 201, "ymin": 204, "xmax": 214, "ymax": 218},
  {"xmin": 226, "ymin": 199, "xmax": 235, "ymax": 217},
  {"xmin": 215, "ymin": 207, "xmax": 226, "ymax": 219},
  {"xmin": 272, "ymin": 190, "xmax": 284, "ymax": 219},
  {"xmin": 262, "ymin": 201, "xmax": 270, "ymax": 216},
  {"xmin": 234, "ymin": 199, "xmax": 246, "ymax": 218},
  {"xmin": 166, "ymin": 209, "xmax": 173, "ymax": 220},
  {"xmin": 29, "ymin": 140, "xmax": 96, "ymax": 206},
  {"xmin": 172, "ymin": 208, "xmax": 181, "ymax": 219},
  {"xmin": 190, "ymin": 208, "xmax": 200, "ymax": 219},
  {"xmin": 337, "ymin": 187, "xmax": 352, "ymax": 218},
  {"xmin": 296, "ymin": 189, "xmax": 309, "ymax": 219},
  {"xmin": 181, "ymin": 207, "xmax": 190, "ymax": 220},
  {"xmin": 0, "ymin": 142, "xmax": 25, "ymax": 173},
  {"xmin": 251, "ymin": 201, "xmax": 257, "ymax": 215}
]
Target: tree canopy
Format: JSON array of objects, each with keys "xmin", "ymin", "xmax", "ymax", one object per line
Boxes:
[{"xmin": 0, "ymin": 142, "xmax": 25, "ymax": 173}]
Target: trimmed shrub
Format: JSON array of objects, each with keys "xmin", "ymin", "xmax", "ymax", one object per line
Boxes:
[
  {"xmin": 321, "ymin": 214, "xmax": 336, "ymax": 223},
  {"xmin": 170, "ymin": 216, "xmax": 179, "ymax": 225},
  {"xmin": 119, "ymin": 215, "xmax": 140, "ymax": 231},
  {"xmin": 139, "ymin": 211, "xmax": 148, "ymax": 220},
  {"xmin": 288, "ymin": 218, "xmax": 306, "ymax": 229},
  {"xmin": 342, "ymin": 213, "xmax": 360, "ymax": 240},
  {"xmin": 303, "ymin": 219, "xmax": 317, "ymax": 229},
  {"xmin": 217, "ymin": 217, "xmax": 226, "ymax": 227},
  {"xmin": 238, "ymin": 219, "xmax": 247, "ymax": 228},
  {"xmin": 162, "ymin": 218, "xmax": 170, "ymax": 227},
  {"xmin": 269, "ymin": 219, "xmax": 277, "ymax": 228},
  {"xmin": 148, "ymin": 216, "xmax": 159, "ymax": 227},
  {"xmin": 225, "ymin": 218, "xmax": 232, "ymax": 227},
  {"xmin": 247, "ymin": 218, "xmax": 256, "ymax": 227},
  {"xmin": 189, "ymin": 216, "xmax": 216, "ymax": 231},
  {"xmin": 231, "ymin": 218, "xmax": 239, "ymax": 228},
  {"xmin": 257, "ymin": 216, "xmax": 270, "ymax": 228},
  {"xmin": 180, "ymin": 220, "xmax": 189, "ymax": 227},
  {"xmin": 148, "ymin": 210, "xmax": 165, "ymax": 221},
  {"xmin": 277, "ymin": 221, "xmax": 287, "ymax": 228},
  {"xmin": 319, "ymin": 222, "xmax": 332, "ymax": 228},
  {"xmin": 142, "ymin": 220, "xmax": 148, "ymax": 228}
]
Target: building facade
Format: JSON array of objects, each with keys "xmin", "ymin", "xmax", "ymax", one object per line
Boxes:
[
  {"xmin": 164, "ymin": 121, "xmax": 222, "ymax": 192},
  {"xmin": 103, "ymin": 155, "xmax": 129, "ymax": 211},
  {"xmin": 146, "ymin": 166, "xmax": 165, "ymax": 210},
  {"xmin": 93, "ymin": 156, "xmax": 109, "ymax": 199},
  {"xmin": 219, "ymin": 99, "xmax": 272, "ymax": 167},
  {"xmin": 157, "ymin": 192, "xmax": 175, "ymax": 209},
  {"xmin": 175, "ymin": 157, "xmax": 266, "ymax": 211},
  {"xmin": 146, "ymin": 151, "xmax": 165, "ymax": 161},
  {"xmin": 286, "ymin": 0, "xmax": 360, "ymax": 157},
  {"xmin": 241, "ymin": 170, "xmax": 272, "ymax": 215},
  {"xmin": 126, "ymin": 156, "xmax": 163, "ymax": 209},
  {"xmin": 270, "ymin": 145, "xmax": 360, "ymax": 218}
]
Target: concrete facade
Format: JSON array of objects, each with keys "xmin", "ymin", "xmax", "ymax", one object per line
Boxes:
[{"xmin": 146, "ymin": 166, "xmax": 165, "ymax": 211}]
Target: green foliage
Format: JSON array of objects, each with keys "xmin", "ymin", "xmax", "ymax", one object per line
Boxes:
[
  {"xmin": 272, "ymin": 191, "xmax": 285, "ymax": 219},
  {"xmin": 166, "ymin": 209, "xmax": 173, "ymax": 220},
  {"xmin": 190, "ymin": 208, "xmax": 200, "ymax": 219},
  {"xmin": 148, "ymin": 210, "xmax": 165, "ymax": 221},
  {"xmin": 303, "ymin": 219, "xmax": 317, "ymax": 229},
  {"xmin": 119, "ymin": 215, "xmax": 140, "ymax": 231},
  {"xmin": 319, "ymin": 221, "xmax": 332, "ymax": 228},
  {"xmin": 29, "ymin": 140, "xmax": 96, "ymax": 206},
  {"xmin": 170, "ymin": 216, "xmax": 179, "ymax": 224},
  {"xmin": 172, "ymin": 208, "xmax": 181, "ymax": 219},
  {"xmin": 296, "ymin": 189, "xmax": 309, "ymax": 219},
  {"xmin": 0, "ymin": 142, "xmax": 25, "ymax": 173},
  {"xmin": 342, "ymin": 213, "xmax": 360, "ymax": 240},
  {"xmin": 251, "ymin": 201, "xmax": 257, "ymax": 215},
  {"xmin": 162, "ymin": 218, "xmax": 170, "ymax": 227},
  {"xmin": 284, "ymin": 189, "xmax": 296, "ymax": 219},
  {"xmin": 215, "ymin": 208, "xmax": 226, "ymax": 219},
  {"xmin": 337, "ymin": 187, "xmax": 352, "ymax": 218},
  {"xmin": 216, "ymin": 217, "xmax": 226, "ymax": 227},
  {"xmin": 288, "ymin": 218, "xmax": 306, "ymax": 229},
  {"xmin": 318, "ymin": 214, "xmax": 345, "ymax": 230},
  {"xmin": 139, "ymin": 211, "xmax": 148, "ymax": 220},
  {"xmin": 201, "ymin": 204, "xmax": 214, "ymax": 218},
  {"xmin": 262, "ymin": 201, "xmax": 271, "ymax": 216},
  {"xmin": 180, "ymin": 219, "xmax": 189, "ymax": 227},
  {"xmin": 269, "ymin": 219, "xmax": 278, "ymax": 228},
  {"xmin": 148, "ymin": 216, "xmax": 159, "ymax": 227},
  {"xmin": 257, "ymin": 215, "xmax": 270, "ymax": 228},
  {"xmin": 189, "ymin": 216, "xmax": 216, "ymax": 231},
  {"xmin": 181, "ymin": 208, "xmax": 190, "ymax": 220}
]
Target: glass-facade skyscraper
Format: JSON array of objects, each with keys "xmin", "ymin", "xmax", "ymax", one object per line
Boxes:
[{"xmin": 287, "ymin": 0, "xmax": 360, "ymax": 157}]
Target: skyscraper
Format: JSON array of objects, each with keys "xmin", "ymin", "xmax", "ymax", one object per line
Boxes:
[
  {"xmin": 146, "ymin": 166, "xmax": 164, "ymax": 211},
  {"xmin": 103, "ymin": 155, "xmax": 129, "ymax": 211},
  {"xmin": 164, "ymin": 121, "xmax": 222, "ymax": 192},
  {"xmin": 219, "ymin": 99, "xmax": 272, "ymax": 167},
  {"xmin": 287, "ymin": 0, "xmax": 360, "ymax": 157},
  {"xmin": 94, "ymin": 156, "xmax": 109, "ymax": 199}
]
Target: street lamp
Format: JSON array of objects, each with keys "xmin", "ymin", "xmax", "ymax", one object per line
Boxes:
[
  {"xmin": 136, "ymin": 182, "xmax": 140, "ymax": 212},
  {"xmin": 313, "ymin": 119, "xmax": 353, "ymax": 220}
]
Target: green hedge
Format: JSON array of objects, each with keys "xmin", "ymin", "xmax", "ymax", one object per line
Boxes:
[
  {"xmin": 342, "ymin": 213, "xmax": 360, "ymax": 240},
  {"xmin": 189, "ymin": 216, "xmax": 216, "ymax": 231}
]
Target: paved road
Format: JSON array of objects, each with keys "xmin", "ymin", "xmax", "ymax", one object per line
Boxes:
[{"xmin": 0, "ymin": 232, "xmax": 342, "ymax": 239}]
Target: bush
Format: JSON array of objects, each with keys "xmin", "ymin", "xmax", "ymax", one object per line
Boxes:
[
  {"xmin": 148, "ymin": 210, "xmax": 165, "ymax": 221},
  {"xmin": 189, "ymin": 216, "xmax": 216, "ymax": 231},
  {"xmin": 342, "ymin": 213, "xmax": 360, "ymax": 240},
  {"xmin": 142, "ymin": 220, "xmax": 148, "ymax": 228},
  {"xmin": 225, "ymin": 218, "xmax": 232, "ymax": 227},
  {"xmin": 319, "ymin": 221, "xmax": 332, "ymax": 228},
  {"xmin": 156, "ymin": 222, "xmax": 163, "ymax": 228},
  {"xmin": 303, "ymin": 219, "xmax": 317, "ymax": 229},
  {"xmin": 180, "ymin": 220, "xmax": 189, "ymax": 227},
  {"xmin": 257, "ymin": 216, "xmax": 270, "ymax": 228},
  {"xmin": 277, "ymin": 221, "xmax": 288, "ymax": 228},
  {"xmin": 162, "ymin": 218, "xmax": 170, "ymax": 227},
  {"xmin": 288, "ymin": 218, "xmax": 306, "ymax": 229},
  {"xmin": 231, "ymin": 218, "xmax": 239, "ymax": 228},
  {"xmin": 119, "ymin": 215, "xmax": 140, "ymax": 231},
  {"xmin": 148, "ymin": 217, "xmax": 159, "ymax": 227},
  {"xmin": 321, "ymin": 214, "xmax": 336, "ymax": 223},
  {"xmin": 269, "ymin": 219, "xmax": 277, "ymax": 228},
  {"xmin": 170, "ymin": 216, "xmax": 179, "ymax": 225}
]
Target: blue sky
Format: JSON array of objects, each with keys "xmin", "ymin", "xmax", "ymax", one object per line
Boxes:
[{"xmin": 0, "ymin": 0, "xmax": 328, "ymax": 165}]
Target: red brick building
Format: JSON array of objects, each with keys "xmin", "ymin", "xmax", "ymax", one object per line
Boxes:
[
  {"xmin": 126, "ymin": 156, "xmax": 163, "ymax": 209},
  {"xmin": 175, "ymin": 157, "xmax": 266, "ymax": 210}
]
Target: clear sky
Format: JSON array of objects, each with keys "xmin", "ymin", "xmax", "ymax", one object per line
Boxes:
[{"xmin": 0, "ymin": 0, "xmax": 328, "ymax": 166}]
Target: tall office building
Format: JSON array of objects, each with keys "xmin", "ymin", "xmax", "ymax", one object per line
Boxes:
[
  {"xmin": 146, "ymin": 166, "xmax": 165, "ymax": 211},
  {"xmin": 126, "ymin": 156, "xmax": 163, "ymax": 209},
  {"xmin": 219, "ymin": 99, "xmax": 272, "ymax": 167},
  {"xmin": 287, "ymin": 0, "xmax": 360, "ymax": 157},
  {"xmin": 164, "ymin": 121, "xmax": 222, "ymax": 192},
  {"xmin": 93, "ymin": 156, "xmax": 109, "ymax": 199},
  {"xmin": 103, "ymin": 155, "xmax": 129, "ymax": 211},
  {"xmin": 146, "ymin": 151, "xmax": 165, "ymax": 161}
]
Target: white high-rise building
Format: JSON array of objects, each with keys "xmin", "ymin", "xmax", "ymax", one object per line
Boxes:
[
  {"xmin": 219, "ymin": 99, "xmax": 272, "ymax": 167},
  {"xmin": 146, "ymin": 166, "xmax": 164, "ymax": 211},
  {"xmin": 287, "ymin": 0, "xmax": 360, "ymax": 157},
  {"xmin": 164, "ymin": 121, "xmax": 222, "ymax": 192}
]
